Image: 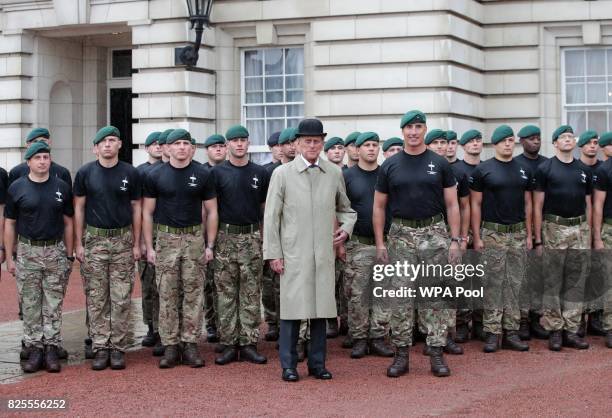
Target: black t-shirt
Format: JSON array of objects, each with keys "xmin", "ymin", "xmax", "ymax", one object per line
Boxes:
[
  {"xmin": 74, "ymin": 161, "xmax": 141, "ymax": 229},
  {"xmin": 5, "ymin": 176, "xmax": 74, "ymax": 240},
  {"xmin": 535, "ymin": 157, "xmax": 592, "ymax": 218},
  {"xmin": 376, "ymin": 149, "xmax": 457, "ymax": 220},
  {"xmin": 9, "ymin": 161, "xmax": 72, "ymax": 187},
  {"xmin": 513, "ymin": 154, "xmax": 548, "ymax": 177},
  {"xmin": 593, "ymin": 159, "xmax": 612, "ymax": 219},
  {"xmin": 212, "ymin": 161, "xmax": 269, "ymax": 225},
  {"xmin": 144, "ymin": 161, "xmax": 216, "ymax": 228},
  {"xmin": 449, "ymin": 164, "xmax": 470, "ymax": 198},
  {"xmin": 452, "ymin": 159, "xmax": 479, "ymax": 183},
  {"xmin": 0, "ymin": 167, "xmax": 8, "ymax": 205},
  {"xmin": 344, "ymin": 165, "xmax": 391, "ymax": 237},
  {"xmin": 265, "ymin": 161, "xmax": 282, "ymax": 175},
  {"xmin": 469, "ymin": 158, "xmax": 534, "ymax": 225}
]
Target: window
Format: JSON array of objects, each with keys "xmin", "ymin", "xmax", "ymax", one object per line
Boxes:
[
  {"xmin": 241, "ymin": 47, "xmax": 304, "ymax": 162},
  {"xmin": 111, "ymin": 49, "xmax": 132, "ymax": 79},
  {"xmin": 562, "ymin": 47, "xmax": 612, "ymax": 133}
]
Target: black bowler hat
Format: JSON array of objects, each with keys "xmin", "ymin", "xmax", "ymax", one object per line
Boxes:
[{"xmin": 296, "ymin": 118, "xmax": 327, "ymax": 138}]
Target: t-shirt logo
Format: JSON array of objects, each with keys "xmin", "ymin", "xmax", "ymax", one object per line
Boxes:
[
  {"xmin": 120, "ymin": 177, "xmax": 129, "ymax": 191},
  {"xmin": 55, "ymin": 189, "xmax": 63, "ymax": 203},
  {"xmin": 427, "ymin": 161, "xmax": 437, "ymax": 175},
  {"xmin": 580, "ymin": 171, "xmax": 587, "ymax": 184},
  {"xmin": 188, "ymin": 174, "xmax": 198, "ymax": 187},
  {"xmin": 251, "ymin": 175, "xmax": 259, "ymax": 189},
  {"xmin": 519, "ymin": 168, "xmax": 528, "ymax": 180}
]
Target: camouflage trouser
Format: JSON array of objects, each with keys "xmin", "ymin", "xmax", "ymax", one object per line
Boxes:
[
  {"xmin": 81, "ymin": 230, "xmax": 135, "ymax": 352},
  {"xmin": 345, "ymin": 240, "xmax": 390, "ymax": 339},
  {"xmin": 17, "ymin": 242, "xmax": 70, "ymax": 349},
  {"xmin": 387, "ymin": 221, "xmax": 454, "ymax": 348},
  {"xmin": 541, "ymin": 221, "xmax": 590, "ymax": 333},
  {"xmin": 598, "ymin": 223, "xmax": 612, "ymax": 331},
  {"xmin": 156, "ymin": 230, "xmax": 205, "ymax": 346},
  {"xmin": 480, "ymin": 228, "xmax": 526, "ymax": 334},
  {"xmin": 299, "ymin": 320, "xmax": 310, "ymax": 343},
  {"xmin": 204, "ymin": 266, "xmax": 218, "ymax": 329},
  {"xmin": 335, "ymin": 258, "xmax": 348, "ymax": 326},
  {"xmin": 139, "ymin": 232, "xmax": 159, "ymax": 331},
  {"xmin": 262, "ymin": 261, "xmax": 280, "ymax": 326},
  {"xmin": 214, "ymin": 230, "xmax": 263, "ymax": 346},
  {"xmin": 521, "ymin": 249, "xmax": 544, "ymax": 317}
]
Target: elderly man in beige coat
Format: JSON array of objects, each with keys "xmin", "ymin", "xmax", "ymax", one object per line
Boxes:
[{"xmin": 264, "ymin": 118, "xmax": 357, "ymax": 382}]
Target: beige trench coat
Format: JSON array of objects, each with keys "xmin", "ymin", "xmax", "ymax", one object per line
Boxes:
[{"xmin": 263, "ymin": 156, "xmax": 356, "ymax": 320}]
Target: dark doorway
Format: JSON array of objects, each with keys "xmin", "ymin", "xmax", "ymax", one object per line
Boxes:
[{"xmin": 110, "ymin": 88, "xmax": 136, "ymax": 164}]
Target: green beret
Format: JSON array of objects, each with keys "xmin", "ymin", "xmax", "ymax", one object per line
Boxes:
[
  {"xmin": 190, "ymin": 137, "xmax": 197, "ymax": 145},
  {"xmin": 491, "ymin": 125, "xmax": 514, "ymax": 145},
  {"xmin": 518, "ymin": 125, "xmax": 540, "ymax": 139},
  {"xmin": 145, "ymin": 131, "xmax": 161, "ymax": 147},
  {"xmin": 93, "ymin": 126, "xmax": 120, "ymax": 145},
  {"xmin": 446, "ymin": 130, "xmax": 457, "ymax": 141},
  {"xmin": 25, "ymin": 141, "xmax": 50, "ymax": 160},
  {"xmin": 344, "ymin": 131, "xmax": 361, "ymax": 146},
  {"xmin": 599, "ymin": 131, "xmax": 612, "ymax": 147},
  {"xmin": 356, "ymin": 132, "xmax": 379, "ymax": 147},
  {"xmin": 552, "ymin": 125, "xmax": 573, "ymax": 142},
  {"xmin": 578, "ymin": 130, "xmax": 598, "ymax": 147},
  {"xmin": 460, "ymin": 129, "xmax": 482, "ymax": 146},
  {"xmin": 166, "ymin": 128, "xmax": 191, "ymax": 144},
  {"xmin": 204, "ymin": 134, "xmax": 226, "ymax": 148},
  {"xmin": 382, "ymin": 137, "xmax": 403, "ymax": 152},
  {"xmin": 225, "ymin": 124, "xmax": 249, "ymax": 140},
  {"xmin": 278, "ymin": 127, "xmax": 298, "ymax": 145},
  {"xmin": 400, "ymin": 110, "xmax": 426, "ymax": 129},
  {"xmin": 324, "ymin": 137, "xmax": 344, "ymax": 152},
  {"xmin": 425, "ymin": 129, "xmax": 447, "ymax": 145},
  {"xmin": 158, "ymin": 129, "xmax": 174, "ymax": 145},
  {"xmin": 26, "ymin": 128, "xmax": 50, "ymax": 143}
]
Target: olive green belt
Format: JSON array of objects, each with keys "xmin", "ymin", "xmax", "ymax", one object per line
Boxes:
[
  {"xmin": 86, "ymin": 225, "xmax": 130, "ymax": 237},
  {"xmin": 482, "ymin": 221, "xmax": 525, "ymax": 233},
  {"xmin": 544, "ymin": 214, "xmax": 586, "ymax": 227},
  {"xmin": 18, "ymin": 236, "xmax": 61, "ymax": 247},
  {"xmin": 392, "ymin": 214, "xmax": 443, "ymax": 228},
  {"xmin": 157, "ymin": 224, "xmax": 202, "ymax": 235},
  {"xmin": 219, "ymin": 222, "xmax": 260, "ymax": 234}
]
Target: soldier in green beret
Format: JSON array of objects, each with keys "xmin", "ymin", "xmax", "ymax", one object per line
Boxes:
[
  {"xmin": 324, "ymin": 137, "xmax": 346, "ymax": 170},
  {"xmin": 591, "ymin": 131, "xmax": 612, "ymax": 348},
  {"xmin": 344, "ymin": 132, "xmax": 361, "ymax": 168},
  {"xmin": 204, "ymin": 134, "xmax": 227, "ymax": 168},
  {"xmin": 374, "ymin": 110, "xmax": 461, "ymax": 378},
  {"xmin": 382, "ymin": 137, "xmax": 403, "ymax": 159},
  {"xmin": 263, "ymin": 132, "xmax": 282, "ymax": 172},
  {"xmin": 5, "ymin": 143, "xmax": 74, "ymax": 373},
  {"xmin": 143, "ymin": 128, "xmax": 218, "ymax": 368},
  {"xmin": 74, "ymin": 125, "xmax": 142, "ymax": 370},
  {"xmin": 278, "ymin": 127, "xmax": 298, "ymax": 164},
  {"xmin": 445, "ymin": 130, "xmax": 459, "ymax": 163},
  {"xmin": 578, "ymin": 130, "xmax": 601, "ymax": 171},
  {"xmin": 157, "ymin": 129, "xmax": 174, "ymax": 163},
  {"xmin": 533, "ymin": 125, "xmax": 591, "ymax": 351},
  {"xmin": 470, "ymin": 125, "xmax": 532, "ymax": 353}
]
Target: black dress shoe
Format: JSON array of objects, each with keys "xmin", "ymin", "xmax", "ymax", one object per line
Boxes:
[
  {"xmin": 308, "ymin": 367, "xmax": 332, "ymax": 380},
  {"xmin": 282, "ymin": 368, "xmax": 299, "ymax": 382}
]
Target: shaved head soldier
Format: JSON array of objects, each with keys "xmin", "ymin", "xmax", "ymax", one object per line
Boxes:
[
  {"xmin": 374, "ymin": 110, "xmax": 461, "ymax": 378},
  {"xmin": 470, "ymin": 125, "xmax": 532, "ymax": 354},
  {"xmin": 382, "ymin": 137, "xmax": 403, "ymax": 159},
  {"xmin": 5, "ymin": 142, "xmax": 74, "ymax": 373},
  {"xmin": 205, "ymin": 134, "xmax": 227, "ymax": 168},
  {"xmin": 143, "ymin": 128, "xmax": 218, "ymax": 369},
  {"xmin": 534, "ymin": 125, "xmax": 591, "ymax": 351},
  {"xmin": 212, "ymin": 125, "xmax": 270, "ymax": 366},
  {"xmin": 325, "ymin": 137, "xmax": 346, "ymax": 169},
  {"xmin": 74, "ymin": 126, "xmax": 142, "ymax": 370},
  {"xmin": 344, "ymin": 132, "xmax": 361, "ymax": 168}
]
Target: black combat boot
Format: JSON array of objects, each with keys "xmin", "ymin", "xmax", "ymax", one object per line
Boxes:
[
  {"xmin": 20, "ymin": 340, "xmax": 30, "ymax": 360},
  {"xmin": 518, "ymin": 317, "xmax": 531, "ymax": 341},
  {"xmin": 548, "ymin": 330, "xmax": 562, "ymax": 351},
  {"xmin": 110, "ymin": 350, "xmax": 126, "ymax": 370},
  {"xmin": 587, "ymin": 311, "xmax": 606, "ymax": 336},
  {"xmin": 530, "ymin": 312, "xmax": 549, "ymax": 339},
  {"xmin": 386, "ymin": 346, "xmax": 409, "ymax": 378},
  {"xmin": 159, "ymin": 344, "xmax": 180, "ymax": 369},
  {"xmin": 215, "ymin": 345, "xmax": 238, "ymax": 365},
  {"xmin": 239, "ymin": 345, "xmax": 267, "ymax": 364},
  {"xmin": 472, "ymin": 321, "xmax": 485, "ymax": 341},
  {"xmin": 44, "ymin": 345, "xmax": 61, "ymax": 373},
  {"xmin": 429, "ymin": 346, "xmax": 450, "ymax": 377},
  {"xmin": 152, "ymin": 334, "xmax": 164, "ymax": 356},
  {"xmin": 502, "ymin": 330, "xmax": 529, "ymax": 351},
  {"xmin": 264, "ymin": 323, "xmax": 279, "ymax": 341},
  {"xmin": 605, "ymin": 331, "xmax": 612, "ymax": 349},
  {"xmin": 369, "ymin": 338, "xmax": 394, "ymax": 357},
  {"xmin": 91, "ymin": 349, "xmax": 110, "ymax": 371},
  {"xmin": 206, "ymin": 326, "xmax": 220, "ymax": 343},
  {"xmin": 84, "ymin": 338, "xmax": 94, "ymax": 359},
  {"xmin": 182, "ymin": 343, "xmax": 204, "ymax": 368},
  {"xmin": 142, "ymin": 322, "xmax": 156, "ymax": 347},
  {"xmin": 454, "ymin": 323, "xmax": 470, "ymax": 343},
  {"xmin": 350, "ymin": 339, "xmax": 368, "ymax": 359},
  {"xmin": 339, "ymin": 319, "xmax": 349, "ymax": 336},
  {"xmin": 576, "ymin": 314, "xmax": 586, "ymax": 338},
  {"xmin": 341, "ymin": 334, "xmax": 353, "ymax": 349},
  {"xmin": 22, "ymin": 347, "xmax": 44, "ymax": 373},
  {"xmin": 326, "ymin": 319, "xmax": 339, "ymax": 338},
  {"xmin": 57, "ymin": 345, "xmax": 68, "ymax": 360},
  {"xmin": 483, "ymin": 332, "xmax": 498, "ymax": 353},
  {"xmin": 444, "ymin": 337, "xmax": 464, "ymax": 355},
  {"xmin": 562, "ymin": 331, "xmax": 589, "ymax": 349},
  {"xmin": 214, "ymin": 344, "xmax": 226, "ymax": 354}
]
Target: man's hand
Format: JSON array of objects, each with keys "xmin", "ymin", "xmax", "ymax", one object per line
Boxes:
[
  {"xmin": 204, "ymin": 247, "xmax": 214, "ymax": 263},
  {"xmin": 7, "ymin": 258, "xmax": 16, "ymax": 276},
  {"xmin": 376, "ymin": 247, "xmax": 389, "ymax": 263},
  {"xmin": 336, "ymin": 244, "xmax": 346, "ymax": 262},
  {"xmin": 333, "ymin": 228, "xmax": 349, "ymax": 246},
  {"xmin": 75, "ymin": 245, "xmax": 85, "ymax": 263},
  {"xmin": 132, "ymin": 245, "xmax": 141, "ymax": 261},
  {"xmin": 270, "ymin": 258, "xmax": 284, "ymax": 275},
  {"xmin": 147, "ymin": 248, "xmax": 156, "ymax": 265},
  {"xmin": 448, "ymin": 241, "xmax": 462, "ymax": 264}
]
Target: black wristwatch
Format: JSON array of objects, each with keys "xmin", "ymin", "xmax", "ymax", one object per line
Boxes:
[
  {"xmin": 66, "ymin": 256, "xmax": 75, "ymax": 262},
  {"xmin": 450, "ymin": 237, "xmax": 462, "ymax": 244}
]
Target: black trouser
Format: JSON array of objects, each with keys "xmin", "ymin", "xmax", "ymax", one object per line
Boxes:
[{"xmin": 280, "ymin": 318, "xmax": 326, "ymax": 369}]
